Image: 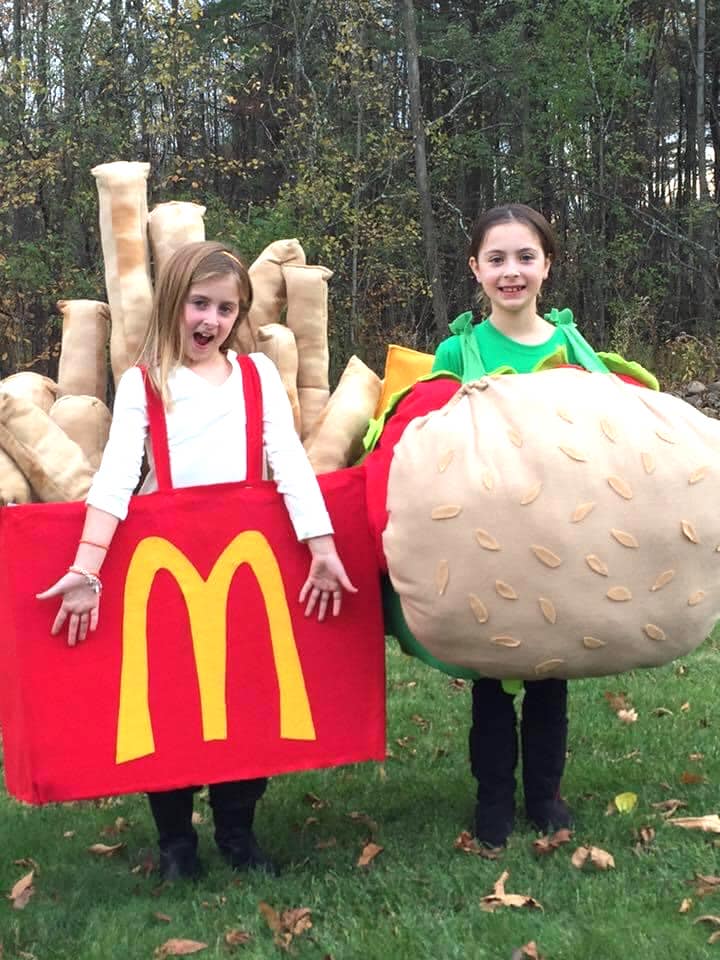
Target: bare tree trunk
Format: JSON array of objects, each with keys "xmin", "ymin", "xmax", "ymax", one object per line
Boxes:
[
  {"xmin": 694, "ymin": 0, "xmax": 715, "ymax": 331},
  {"xmin": 399, "ymin": 0, "xmax": 448, "ymax": 338}
]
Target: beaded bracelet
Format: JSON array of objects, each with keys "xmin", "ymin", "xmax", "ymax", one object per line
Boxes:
[{"xmin": 68, "ymin": 565, "xmax": 103, "ymax": 595}]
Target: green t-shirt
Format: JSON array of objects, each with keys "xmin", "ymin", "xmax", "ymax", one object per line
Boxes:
[{"xmin": 433, "ymin": 316, "xmax": 579, "ymax": 378}]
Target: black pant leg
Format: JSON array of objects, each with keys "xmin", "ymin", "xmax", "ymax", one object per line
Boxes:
[
  {"xmin": 147, "ymin": 786, "xmax": 198, "ymax": 851},
  {"xmin": 521, "ymin": 678, "xmax": 571, "ymax": 829},
  {"xmin": 209, "ymin": 778, "xmax": 268, "ymax": 852},
  {"xmin": 469, "ymin": 677, "xmax": 518, "ymax": 845}
]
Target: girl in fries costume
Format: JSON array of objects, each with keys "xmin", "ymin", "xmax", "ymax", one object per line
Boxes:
[{"xmin": 37, "ymin": 241, "xmax": 356, "ymax": 879}]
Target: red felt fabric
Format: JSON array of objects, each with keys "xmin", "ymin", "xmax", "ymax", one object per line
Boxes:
[
  {"xmin": 363, "ymin": 377, "xmax": 460, "ymax": 571},
  {"xmin": 0, "ymin": 468, "xmax": 385, "ymax": 803}
]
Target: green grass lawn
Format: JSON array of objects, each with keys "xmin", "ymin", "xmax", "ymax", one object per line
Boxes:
[{"xmin": 2, "ymin": 636, "xmax": 719, "ymax": 960}]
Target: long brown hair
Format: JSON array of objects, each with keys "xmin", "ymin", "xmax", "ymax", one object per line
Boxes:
[{"xmin": 136, "ymin": 241, "xmax": 253, "ymax": 405}]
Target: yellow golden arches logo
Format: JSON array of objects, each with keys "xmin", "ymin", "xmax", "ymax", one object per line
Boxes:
[{"xmin": 116, "ymin": 531, "xmax": 316, "ymax": 764}]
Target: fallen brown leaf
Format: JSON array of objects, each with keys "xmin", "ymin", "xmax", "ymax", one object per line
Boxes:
[
  {"xmin": 652, "ymin": 707, "xmax": 673, "ymax": 717},
  {"xmin": 303, "ymin": 817, "xmax": 319, "ymax": 829},
  {"xmin": 13, "ymin": 858, "xmax": 39, "ymax": 872},
  {"xmin": 153, "ymin": 913, "xmax": 172, "ymax": 923},
  {"xmin": 679, "ymin": 898, "xmax": 693, "ymax": 914},
  {"xmin": 681, "ymin": 701, "xmax": 690, "ymax": 711},
  {"xmin": 480, "ymin": 870, "xmax": 543, "ymax": 912},
  {"xmin": 8, "ymin": 871, "xmax": 34, "ymax": 910},
  {"xmin": 636, "ymin": 826, "xmax": 655, "ymax": 847},
  {"xmin": 695, "ymin": 874, "xmax": 720, "ymax": 888},
  {"xmin": 617, "ymin": 708, "xmax": 638, "ymax": 724},
  {"xmin": 604, "ymin": 691, "xmax": 630, "ymax": 712},
  {"xmin": 448, "ymin": 678, "xmax": 467, "ymax": 691},
  {"xmin": 689, "ymin": 753, "xmax": 704, "ymax": 762},
  {"xmin": 515, "ymin": 943, "xmax": 545, "ymax": 960},
  {"xmin": 571, "ymin": 846, "xmax": 615, "ymax": 870},
  {"xmin": 224, "ymin": 929, "xmax": 252, "ymax": 947},
  {"xmin": 259, "ymin": 901, "xmax": 282, "ymax": 935},
  {"xmin": 411, "ymin": 714, "xmax": 429, "ymax": 730},
  {"xmin": 668, "ymin": 815, "xmax": 720, "ymax": 833},
  {"xmin": 87, "ymin": 842, "xmax": 125, "ymax": 857},
  {"xmin": 304, "ymin": 792, "xmax": 327, "ymax": 810},
  {"xmin": 453, "ymin": 831, "xmax": 502, "ymax": 859},
  {"xmin": 680, "ymin": 771, "xmax": 705, "ymax": 785},
  {"xmin": 357, "ymin": 842, "xmax": 383, "ymax": 867},
  {"xmin": 694, "ymin": 915, "xmax": 720, "ymax": 926},
  {"xmin": 258, "ymin": 902, "xmax": 312, "ymax": 950},
  {"xmin": 651, "ymin": 799, "xmax": 688, "ymax": 817},
  {"xmin": 154, "ymin": 939, "xmax": 207, "ymax": 957},
  {"xmin": 709, "ymin": 931, "xmax": 720, "ymax": 945},
  {"xmin": 63, "ymin": 830, "xmax": 76, "ymax": 839},
  {"xmin": 532, "ymin": 829, "xmax": 572, "ymax": 856}
]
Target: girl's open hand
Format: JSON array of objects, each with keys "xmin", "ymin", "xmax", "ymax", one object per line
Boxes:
[
  {"xmin": 36, "ymin": 572, "xmax": 101, "ymax": 647},
  {"xmin": 299, "ymin": 536, "xmax": 358, "ymax": 621}
]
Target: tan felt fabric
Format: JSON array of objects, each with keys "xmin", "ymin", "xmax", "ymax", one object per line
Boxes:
[
  {"xmin": 282, "ymin": 264, "xmax": 332, "ymax": 438},
  {"xmin": 384, "ymin": 369, "xmax": 720, "ymax": 680},
  {"xmin": 149, "ymin": 201, "xmax": 206, "ymax": 282},
  {"xmin": 305, "ymin": 356, "xmax": 381, "ymax": 473},
  {"xmin": 256, "ymin": 323, "xmax": 301, "ymax": 434},
  {"xmin": 0, "ymin": 448, "xmax": 32, "ymax": 504},
  {"xmin": 91, "ymin": 161, "xmax": 153, "ymax": 383},
  {"xmin": 0, "ymin": 394, "xmax": 95, "ymax": 502},
  {"xmin": 297, "ymin": 386, "xmax": 330, "ymax": 444},
  {"xmin": 49, "ymin": 396, "xmax": 112, "ymax": 470},
  {"xmin": 236, "ymin": 239, "xmax": 308, "ymax": 354},
  {"xmin": 0, "ymin": 373, "xmax": 58, "ymax": 413},
  {"xmin": 56, "ymin": 300, "xmax": 110, "ymax": 401}
]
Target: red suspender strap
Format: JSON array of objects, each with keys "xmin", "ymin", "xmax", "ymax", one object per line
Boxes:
[
  {"xmin": 140, "ymin": 356, "xmax": 264, "ymax": 490},
  {"xmin": 237, "ymin": 355, "xmax": 264, "ymax": 483},
  {"xmin": 140, "ymin": 366, "xmax": 173, "ymax": 492}
]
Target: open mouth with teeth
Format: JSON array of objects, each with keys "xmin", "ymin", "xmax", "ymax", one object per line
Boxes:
[
  {"xmin": 499, "ymin": 285, "xmax": 525, "ymax": 294},
  {"xmin": 193, "ymin": 332, "xmax": 214, "ymax": 346}
]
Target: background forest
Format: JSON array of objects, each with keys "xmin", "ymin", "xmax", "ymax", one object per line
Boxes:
[{"xmin": 0, "ymin": 0, "xmax": 718, "ymax": 384}]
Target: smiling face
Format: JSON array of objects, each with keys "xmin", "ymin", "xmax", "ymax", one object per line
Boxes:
[
  {"xmin": 469, "ymin": 220, "xmax": 551, "ymax": 320},
  {"xmin": 182, "ymin": 273, "xmax": 241, "ymax": 369}
]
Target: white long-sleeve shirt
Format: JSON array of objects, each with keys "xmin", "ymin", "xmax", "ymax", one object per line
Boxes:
[{"xmin": 86, "ymin": 351, "xmax": 333, "ymax": 542}]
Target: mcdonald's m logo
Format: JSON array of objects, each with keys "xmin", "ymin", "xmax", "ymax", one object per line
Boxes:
[{"xmin": 115, "ymin": 531, "xmax": 316, "ymax": 764}]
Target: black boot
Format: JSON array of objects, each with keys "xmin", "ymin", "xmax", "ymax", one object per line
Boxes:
[
  {"xmin": 210, "ymin": 779, "xmax": 277, "ymax": 874},
  {"xmin": 521, "ymin": 679, "xmax": 573, "ymax": 833},
  {"xmin": 469, "ymin": 678, "xmax": 519, "ymax": 847},
  {"xmin": 148, "ymin": 787, "xmax": 203, "ymax": 881}
]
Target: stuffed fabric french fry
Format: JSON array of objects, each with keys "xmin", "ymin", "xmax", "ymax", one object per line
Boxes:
[
  {"xmin": 282, "ymin": 263, "xmax": 332, "ymax": 440},
  {"xmin": 0, "ymin": 449, "xmax": 32, "ymax": 504},
  {"xmin": 256, "ymin": 323, "xmax": 301, "ymax": 435},
  {"xmin": 0, "ymin": 372, "xmax": 58, "ymax": 413},
  {"xmin": 148, "ymin": 201, "xmax": 206, "ymax": 282},
  {"xmin": 231, "ymin": 239, "xmax": 307, "ymax": 355},
  {"xmin": 91, "ymin": 161, "xmax": 154, "ymax": 383},
  {"xmin": 305, "ymin": 356, "xmax": 381, "ymax": 473},
  {"xmin": 0, "ymin": 393, "xmax": 95, "ymax": 502},
  {"xmin": 49, "ymin": 396, "xmax": 112, "ymax": 471},
  {"xmin": 56, "ymin": 300, "xmax": 110, "ymax": 401}
]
